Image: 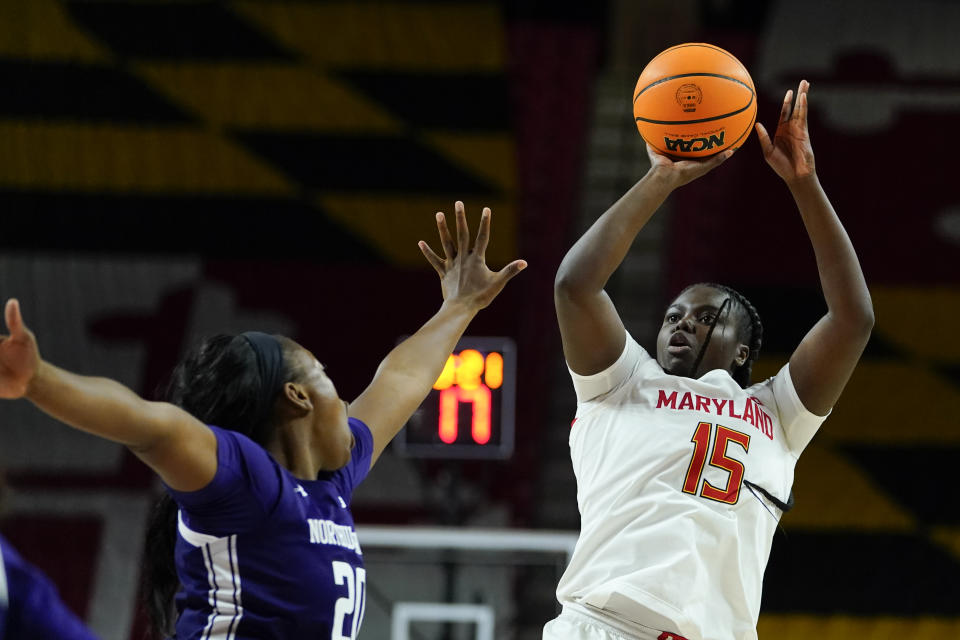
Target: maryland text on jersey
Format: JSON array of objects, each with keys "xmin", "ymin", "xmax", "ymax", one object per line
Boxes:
[{"xmin": 655, "ymin": 389, "xmax": 774, "ymax": 440}]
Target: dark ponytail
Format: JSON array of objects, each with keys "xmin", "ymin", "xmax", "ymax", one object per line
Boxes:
[
  {"xmin": 142, "ymin": 494, "xmax": 180, "ymax": 637},
  {"xmin": 141, "ymin": 334, "xmax": 296, "ymax": 638}
]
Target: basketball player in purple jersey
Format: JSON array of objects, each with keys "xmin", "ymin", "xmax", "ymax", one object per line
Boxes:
[
  {"xmin": 0, "ymin": 203, "xmax": 525, "ymax": 639},
  {"xmin": 0, "ymin": 533, "xmax": 99, "ymax": 639}
]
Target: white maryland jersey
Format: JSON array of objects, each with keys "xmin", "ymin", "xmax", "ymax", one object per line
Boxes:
[{"xmin": 556, "ymin": 332, "xmax": 827, "ymax": 640}]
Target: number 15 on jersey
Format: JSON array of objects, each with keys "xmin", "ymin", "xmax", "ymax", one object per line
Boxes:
[{"xmin": 682, "ymin": 421, "xmax": 750, "ymax": 505}]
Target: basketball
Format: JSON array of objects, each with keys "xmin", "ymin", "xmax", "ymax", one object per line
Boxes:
[{"xmin": 633, "ymin": 43, "xmax": 756, "ymax": 158}]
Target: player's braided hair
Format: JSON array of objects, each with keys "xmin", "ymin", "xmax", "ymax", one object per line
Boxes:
[
  {"xmin": 681, "ymin": 282, "xmax": 763, "ymax": 389},
  {"xmin": 142, "ymin": 334, "xmax": 301, "ymax": 639}
]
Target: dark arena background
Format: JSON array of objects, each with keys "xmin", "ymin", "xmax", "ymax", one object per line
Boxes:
[{"xmin": 0, "ymin": 1, "xmax": 957, "ymax": 638}]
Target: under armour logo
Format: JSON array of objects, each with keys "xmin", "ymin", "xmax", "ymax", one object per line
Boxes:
[{"xmin": 295, "ymin": 485, "xmax": 308, "ymax": 498}]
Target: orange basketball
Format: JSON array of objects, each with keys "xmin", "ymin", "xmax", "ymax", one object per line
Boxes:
[{"xmin": 633, "ymin": 43, "xmax": 756, "ymax": 158}]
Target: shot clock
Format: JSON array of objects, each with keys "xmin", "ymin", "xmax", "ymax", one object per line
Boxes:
[{"xmin": 398, "ymin": 336, "xmax": 516, "ymax": 459}]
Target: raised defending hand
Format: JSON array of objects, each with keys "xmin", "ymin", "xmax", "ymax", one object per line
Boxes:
[
  {"xmin": 0, "ymin": 299, "xmax": 40, "ymax": 399},
  {"xmin": 646, "ymin": 143, "xmax": 734, "ymax": 189},
  {"xmin": 419, "ymin": 201, "xmax": 527, "ymax": 310},
  {"xmin": 756, "ymin": 79, "xmax": 816, "ymax": 184}
]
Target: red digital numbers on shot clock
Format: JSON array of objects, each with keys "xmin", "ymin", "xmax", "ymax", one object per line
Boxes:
[
  {"xmin": 398, "ymin": 337, "xmax": 516, "ymax": 459},
  {"xmin": 434, "ymin": 349, "xmax": 503, "ymax": 445}
]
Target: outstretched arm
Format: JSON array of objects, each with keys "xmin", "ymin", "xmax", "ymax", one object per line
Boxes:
[
  {"xmin": 0, "ymin": 299, "xmax": 217, "ymax": 491},
  {"xmin": 756, "ymin": 80, "xmax": 874, "ymax": 416},
  {"xmin": 348, "ymin": 202, "xmax": 526, "ymax": 468},
  {"xmin": 555, "ymin": 146, "xmax": 734, "ymax": 375}
]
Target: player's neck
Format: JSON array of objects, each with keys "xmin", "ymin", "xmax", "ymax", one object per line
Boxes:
[{"xmin": 267, "ymin": 422, "xmax": 320, "ymax": 480}]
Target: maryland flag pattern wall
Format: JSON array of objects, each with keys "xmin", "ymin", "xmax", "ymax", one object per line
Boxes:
[{"xmin": 0, "ymin": 0, "xmax": 517, "ymax": 262}]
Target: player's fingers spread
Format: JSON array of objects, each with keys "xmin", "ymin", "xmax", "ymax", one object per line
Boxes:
[
  {"xmin": 798, "ymin": 88, "xmax": 810, "ymax": 124},
  {"xmin": 755, "ymin": 122, "xmax": 772, "ymax": 153},
  {"xmin": 474, "ymin": 208, "xmax": 491, "ymax": 257},
  {"xmin": 497, "ymin": 259, "xmax": 528, "ymax": 284},
  {"xmin": 419, "ymin": 241, "xmax": 446, "ymax": 275},
  {"xmin": 436, "ymin": 211, "xmax": 456, "ymax": 260},
  {"xmin": 4, "ymin": 299, "xmax": 22, "ymax": 335},
  {"xmin": 454, "ymin": 201, "xmax": 470, "ymax": 254},
  {"xmin": 779, "ymin": 90, "xmax": 792, "ymax": 123},
  {"xmin": 793, "ymin": 81, "xmax": 806, "ymax": 120}
]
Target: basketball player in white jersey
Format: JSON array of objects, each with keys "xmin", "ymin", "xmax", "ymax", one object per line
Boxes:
[{"xmin": 546, "ymin": 81, "xmax": 873, "ymax": 640}]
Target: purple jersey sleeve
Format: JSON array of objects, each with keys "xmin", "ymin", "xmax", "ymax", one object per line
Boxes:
[
  {"xmin": 0, "ymin": 534, "xmax": 99, "ymax": 640},
  {"xmin": 327, "ymin": 418, "xmax": 373, "ymax": 501},
  {"xmin": 165, "ymin": 426, "xmax": 285, "ymax": 537}
]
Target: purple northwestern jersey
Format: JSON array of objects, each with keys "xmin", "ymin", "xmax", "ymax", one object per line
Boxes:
[
  {"xmin": 0, "ymin": 533, "xmax": 99, "ymax": 640},
  {"xmin": 167, "ymin": 418, "xmax": 373, "ymax": 640}
]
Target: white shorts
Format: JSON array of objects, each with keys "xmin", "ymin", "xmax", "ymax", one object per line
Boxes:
[{"xmin": 542, "ymin": 604, "xmax": 684, "ymax": 640}]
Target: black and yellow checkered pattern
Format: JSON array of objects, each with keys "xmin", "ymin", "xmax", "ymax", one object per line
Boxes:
[{"xmin": 0, "ymin": 0, "xmax": 517, "ymax": 264}]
